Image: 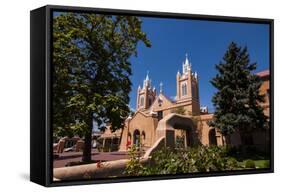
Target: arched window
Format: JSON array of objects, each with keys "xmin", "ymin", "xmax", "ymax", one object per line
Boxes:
[
  {"xmin": 157, "ymin": 111, "xmax": 163, "ymax": 120},
  {"xmin": 148, "ymin": 98, "xmax": 152, "ymax": 106},
  {"xmin": 140, "ymin": 96, "xmax": 144, "ymax": 107},
  {"xmin": 192, "ymin": 82, "xmax": 197, "ymax": 99},
  {"xmin": 209, "ymin": 129, "xmax": 217, "ymax": 146},
  {"xmin": 133, "ymin": 129, "xmax": 140, "ymax": 146},
  {"xmin": 182, "ymin": 83, "xmax": 187, "ymax": 96}
]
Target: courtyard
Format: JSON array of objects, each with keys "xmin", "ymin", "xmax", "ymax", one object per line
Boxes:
[{"xmin": 53, "ymin": 150, "xmax": 129, "ymax": 168}]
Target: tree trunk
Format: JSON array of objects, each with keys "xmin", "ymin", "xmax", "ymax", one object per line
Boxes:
[{"xmin": 82, "ymin": 129, "xmax": 92, "ymax": 163}]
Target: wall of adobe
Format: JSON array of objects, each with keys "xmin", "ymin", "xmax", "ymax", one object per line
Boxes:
[
  {"xmin": 196, "ymin": 114, "xmax": 223, "ymax": 146},
  {"xmin": 119, "ymin": 112, "xmax": 158, "ymax": 151}
]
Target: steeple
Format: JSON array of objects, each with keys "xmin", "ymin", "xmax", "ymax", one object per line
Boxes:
[
  {"xmin": 194, "ymin": 71, "xmax": 198, "ymax": 79},
  {"xmin": 182, "ymin": 53, "xmax": 191, "ymax": 75},
  {"xmin": 176, "ymin": 52, "xmax": 200, "ymax": 114},
  {"xmin": 143, "ymin": 71, "xmax": 151, "ymax": 88},
  {"xmin": 159, "ymin": 82, "xmax": 163, "ymax": 93},
  {"xmin": 145, "ymin": 70, "xmax": 149, "ymax": 80},
  {"xmin": 137, "ymin": 71, "xmax": 156, "ymax": 110}
]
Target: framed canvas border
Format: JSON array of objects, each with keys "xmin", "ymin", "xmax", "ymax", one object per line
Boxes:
[{"xmin": 30, "ymin": 4, "xmax": 274, "ymax": 187}]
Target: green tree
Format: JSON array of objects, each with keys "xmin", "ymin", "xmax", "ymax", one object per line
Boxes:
[
  {"xmin": 53, "ymin": 13, "xmax": 151, "ymax": 162},
  {"xmin": 208, "ymin": 42, "xmax": 268, "ymax": 144},
  {"xmin": 171, "ymin": 106, "xmax": 186, "ymax": 115}
]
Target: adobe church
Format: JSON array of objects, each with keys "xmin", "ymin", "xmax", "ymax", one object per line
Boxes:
[{"xmin": 117, "ymin": 54, "xmax": 270, "ymax": 152}]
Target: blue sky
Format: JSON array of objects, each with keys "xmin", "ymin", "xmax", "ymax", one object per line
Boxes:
[
  {"xmin": 53, "ymin": 12, "xmax": 270, "ymax": 112},
  {"xmin": 129, "ymin": 17, "xmax": 270, "ymax": 112}
]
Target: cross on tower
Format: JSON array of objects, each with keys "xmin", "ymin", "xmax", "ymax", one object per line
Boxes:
[{"xmin": 160, "ymin": 82, "xmax": 163, "ymax": 93}]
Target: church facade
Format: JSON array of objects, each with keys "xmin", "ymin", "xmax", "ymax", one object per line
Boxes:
[{"xmin": 118, "ymin": 54, "xmax": 270, "ymax": 152}]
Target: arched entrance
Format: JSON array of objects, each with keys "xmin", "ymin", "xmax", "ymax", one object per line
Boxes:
[
  {"xmin": 209, "ymin": 128, "xmax": 217, "ymax": 145},
  {"xmin": 133, "ymin": 129, "xmax": 140, "ymax": 146},
  {"xmin": 174, "ymin": 124, "xmax": 192, "ymax": 148},
  {"xmin": 186, "ymin": 129, "xmax": 191, "ymax": 146},
  {"xmin": 155, "ymin": 113, "xmax": 195, "ymax": 148}
]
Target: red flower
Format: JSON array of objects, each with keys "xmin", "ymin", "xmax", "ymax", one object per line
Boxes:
[{"xmin": 97, "ymin": 161, "xmax": 102, "ymax": 168}]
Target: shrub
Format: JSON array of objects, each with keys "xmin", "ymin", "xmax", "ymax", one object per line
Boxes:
[
  {"xmin": 244, "ymin": 159, "xmax": 256, "ymax": 168},
  {"xmin": 226, "ymin": 146, "xmax": 239, "ymax": 157},
  {"xmin": 125, "ymin": 145, "xmax": 241, "ymax": 176},
  {"xmin": 124, "ymin": 145, "xmax": 145, "ymax": 176},
  {"xmin": 226, "ymin": 157, "xmax": 239, "ymax": 169},
  {"xmin": 171, "ymin": 107, "xmax": 186, "ymax": 115}
]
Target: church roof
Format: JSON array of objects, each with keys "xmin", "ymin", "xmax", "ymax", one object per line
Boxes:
[
  {"xmin": 144, "ymin": 92, "xmax": 174, "ymax": 113},
  {"xmin": 256, "ymin": 69, "xmax": 269, "ymax": 78},
  {"xmin": 161, "ymin": 93, "xmax": 176, "ymax": 103}
]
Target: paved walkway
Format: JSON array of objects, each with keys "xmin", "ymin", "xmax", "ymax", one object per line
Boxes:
[{"xmin": 53, "ymin": 150, "xmax": 129, "ymax": 168}]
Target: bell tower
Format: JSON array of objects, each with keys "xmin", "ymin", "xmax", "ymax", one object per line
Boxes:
[
  {"xmin": 136, "ymin": 72, "xmax": 156, "ymax": 110},
  {"xmin": 176, "ymin": 54, "xmax": 200, "ymax": 114}
]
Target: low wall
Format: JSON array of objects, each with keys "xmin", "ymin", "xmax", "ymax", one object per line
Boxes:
[
  {"xmin": 54, "ymin": 159, "xmax": 129, "ymax": 180},
  {"xmin": 143, "ymin": 136, "xmax": 165, "ymax": 158},
  {"xmin": 53, "ymin": 137, "xmax": 165, "ymax": 181}
]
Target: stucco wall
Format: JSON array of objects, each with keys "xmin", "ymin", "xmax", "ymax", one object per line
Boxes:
[
  {"xmin": 119, "ymin": 112, "xmax": 158, "ymax": 150},
  {"xmin": 196, "ymin": 114, "xmax": 223, "ymax": 146}
]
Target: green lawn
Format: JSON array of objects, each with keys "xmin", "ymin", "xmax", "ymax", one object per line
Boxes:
[{"xmin": 238, "ymin": 159, "xmax": 270, "ymax": 169}]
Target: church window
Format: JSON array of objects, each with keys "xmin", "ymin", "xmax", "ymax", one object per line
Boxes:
[
  {"xmin": 182, "ymin": 83, "xmax": 187, "ymax": 96},
  {"xmin": 208, "ymin": 129, "xmax": 217, "ymax": 146},
  {"xmin": 157, "ymin": 111, "xmax": 163, "ymax": 120},
  {"xmin": 133, "ymin": 129, "xmax": 140, "ymax": 146},
  {"xmin": 149, "ymin": 98, "xmax": 152, "ymax": 106},
  {"xmin": 140, "ymin": 96, "xmax": 144, "ymax": 107},
  {"xmin": 192, "ymin": 83, "xmax": 196, "ymax": 98},
  {"xmin": 183, "ymin": 65, "xmax": 188, "ymax": 74}
]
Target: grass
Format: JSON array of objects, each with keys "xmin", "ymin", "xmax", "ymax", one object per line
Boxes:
[
  {"xmin": 238, "ymin": 159, "xmax": 270, "ymax": 169},
  {"xmin": 254, "ymin": 160, "xmax": 270, "ymax": 168}
]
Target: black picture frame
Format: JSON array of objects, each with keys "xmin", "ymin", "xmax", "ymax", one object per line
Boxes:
[{"xmin": 30, "ymin": 4, "xmax": 274, "ymax": 187}]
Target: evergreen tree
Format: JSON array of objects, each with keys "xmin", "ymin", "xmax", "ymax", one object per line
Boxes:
[
  {"xmin": 53, "ymin": 13, "xmax": 151, "ymax": 162},
  {"xmin": 208, "ymin": 42, "xmax": 268, "ymax": 144}
]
